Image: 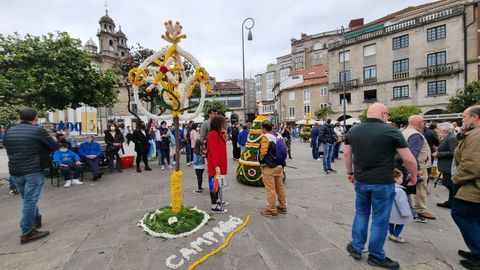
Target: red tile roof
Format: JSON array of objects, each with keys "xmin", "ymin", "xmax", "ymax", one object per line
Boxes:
[{"xmin": 285, "ymin": 65, "xmax": 329, "ymax": 90}]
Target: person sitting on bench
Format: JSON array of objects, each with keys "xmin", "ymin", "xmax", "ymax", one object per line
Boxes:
[
  {"xmin": 53, "ymin": 142, "xmax": 83, "ymax": 188},
  {"xmin": 77, "ymin": 135, "xmax": 103, "ymax": 181}
]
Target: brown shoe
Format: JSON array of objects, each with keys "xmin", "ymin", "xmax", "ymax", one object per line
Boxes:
[
  {"xmin": 276, "ymin": 206, "xmax": 287, "ymax": 214},
  {"xmin": 34, "ymin": 218, "xmax": 42, "ymax": 229},
  {"xmin": 418, "ymin": 211, "xmax": 436, "ymax": 220},
  {"xmin": 260, "ymin": 209, "xmax": 277, "ymax": 218},
  {"xmin": 20, "ymin": 229, "xmax": 49, "ymax": 244}
]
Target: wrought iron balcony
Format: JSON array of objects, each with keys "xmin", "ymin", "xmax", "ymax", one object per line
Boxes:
[
  {"xmin": 392, "ymin": 72, "xmax": 409, "ymax": 80},
  {"xmin": 331, "ymin": 79, "xmax": 358, "ymax": 90},
  {"xmin": 416, "ymin": 62, "xmax": 462, "ymax": 78}
]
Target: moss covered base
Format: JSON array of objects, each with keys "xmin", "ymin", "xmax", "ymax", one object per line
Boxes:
[{"xmin": 138, "ymin": 206, "xmax": 210, "ymax": 239}]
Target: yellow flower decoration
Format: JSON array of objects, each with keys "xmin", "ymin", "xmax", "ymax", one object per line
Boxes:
[{"xmin": 170, "ymin": 170, "xmax": 183, "ymax": 213}]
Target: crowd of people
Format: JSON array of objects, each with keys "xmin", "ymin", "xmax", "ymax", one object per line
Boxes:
[
  {"xmin": 3, "ymin": 105, "xmax": 479, "ymax": 270},
  {"xmin": 343, "ymin": 103, "xmax": 480, "ymax": 270}
]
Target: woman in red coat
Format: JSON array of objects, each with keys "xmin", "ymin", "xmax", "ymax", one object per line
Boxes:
[{"xmin": 207, "ymin": 115, "xmax": 228, "ymax": 213}]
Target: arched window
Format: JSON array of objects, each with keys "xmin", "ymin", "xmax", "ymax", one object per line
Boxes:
[
  {"xmin": 121, "ymin": 52, "xmax": 125, "ymax": 57},
  {"xmin": 313, "ymin": 42, "xmax": 323, "ymax": 50},
  {"xmin": 109, "ymin": 40, "xmax": 113, "ymax": 46}
]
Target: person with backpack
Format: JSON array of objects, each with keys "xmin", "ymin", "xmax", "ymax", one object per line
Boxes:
[{"xmin": 259, "ymin": 120, "xmax": 287, "ymax": 218}]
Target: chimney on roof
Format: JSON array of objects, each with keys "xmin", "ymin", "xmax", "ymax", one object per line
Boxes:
[
  {"xmin": 349, "ymin": 18, "xmax": 364, "ymax": 28},
  {"xmin": 301, "ymin": 33, "xmax": 308, "ymax": 39}
]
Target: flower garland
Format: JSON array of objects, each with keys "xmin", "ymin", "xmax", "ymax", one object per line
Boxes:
[
  {"xmin": 138, "ymin": 207, "xmax": 210, "ymax": 239},
  {"xmin": 170, "ymin": 170, "xmax": 183, "ymax": 213},
  {"xmin": 128, "ymin": 20, "xmax": 212, "ymax": 122}
]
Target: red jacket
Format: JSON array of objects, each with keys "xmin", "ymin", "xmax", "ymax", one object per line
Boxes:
[{"xmin": 207, "ymin": 130, "xmax": 228, "ymax": 176}]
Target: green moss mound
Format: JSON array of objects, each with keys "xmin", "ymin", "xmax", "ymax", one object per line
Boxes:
[
  {"xmin": 236, "ymin": 164, "xmax": 264, "ymax": 187},
  {"xmin": 143, "ymin": 207, "xmax": 205, "ymax": 235}
]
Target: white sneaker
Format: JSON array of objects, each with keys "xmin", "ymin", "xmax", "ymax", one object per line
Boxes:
[
  {"xmin": 161, "ymin": 165, "xmax": 165, "ymax": 170},
  {"xmin": 64, "ymin": 180, "xmax": 72, "ymax": 188},
  {"xmin": 168, "ymin": 165, "xmax": 173, "ymax": 169},
  {"xmin": 72, "ymin": 179, "xmax": 83, "ymax": 185}
]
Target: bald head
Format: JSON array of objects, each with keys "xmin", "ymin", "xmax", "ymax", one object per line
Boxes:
[
  {"xmin": 367, "ymin": 103, "xmax": 389, "ymax": 122},
  {"xmin": 408, "ymin": 115, "xmax": 425, "ymax": 131}
]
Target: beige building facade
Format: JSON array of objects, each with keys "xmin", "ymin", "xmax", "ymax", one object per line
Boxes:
[
  {"xmin": 465, "ymin": 0, "xmax": 480, "ymax": 82},
  {"xmin": 278, "ymin": 65, "xmax": 330, "ymax": 123},
  {"xmin": 328, "ymin": 0, "xmax": 469, "ymax": 119}
]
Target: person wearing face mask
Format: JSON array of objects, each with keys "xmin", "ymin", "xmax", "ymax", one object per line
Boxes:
[
  {"xmin": 318, "ymin": 117, "xmax": 338, "ymax": 174},
  {"xmin": 132, "ymin": 121, "xmax": 152, "ymax": 172},
  {"xmin": 78, "ymin": 135, "xmax": 103, "ymax": 181},
  {"xmin": 434, "ymin": 123, "xmax": 457, "ymax": 209},
  {"xmin": 156, "ymin": 121, "xmax": 172, "ymax": 170},
  {"xmin": 104, "ymin": 123, "xmax": 124, "ymax": 173},
  {"xmin": 53, "ymin": 142, "xmax": 83, "ymax": 188},
  {"xmin": 450, "ymin": 105, "xmax": 480, "ymax": 270}
]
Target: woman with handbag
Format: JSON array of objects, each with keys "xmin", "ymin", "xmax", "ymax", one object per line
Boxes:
[
  {"xmin": 207, "ymin": 115, "xmax": 228, "ymax": 213},
  {"xmin": 104, "ymin": 123, "xmax": 124, "ymax": 173}
]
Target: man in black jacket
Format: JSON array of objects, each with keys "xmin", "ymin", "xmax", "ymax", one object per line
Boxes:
[
  {"xmin": 4, "ymin": 109, "xmax": 57, "ymax": 244},
  {"xmin": 318, "ymin": 117, "xmax": 338, "ymax": 174}
]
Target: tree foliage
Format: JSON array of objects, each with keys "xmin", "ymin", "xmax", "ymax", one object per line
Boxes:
[
  {"xmin": 358, "ymin": 105, "xmax": 422, "ymax": 126},
  {"xmin": 446, "ymin": 81, "xmax": 480, "ymax": 113},
  {"xmin": 202, "ymin": 99, "xmax": 228, "ymax": 120},
  {"xmin": 0, "ymin": 32, "xmax": 119, "ymax": 110},
  {"xmin": 314, "ymin": 106, "xmax": 334, "ymax": 120}
]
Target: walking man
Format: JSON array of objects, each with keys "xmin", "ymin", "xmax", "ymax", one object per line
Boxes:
[
  {"xmin": 259, "ymin": 120, "xmax": 287, "ymax": 218},
  {"xmin": 451, "ymin": 105, "xmax": 480, "ymax": 270},
  {"xmin": 344, "ymin": 103, "xmax": 417, "ymax": 269},
  {"xmin": 4, "ymin": 109, "xmax": 57, "ymax": 244},
  {"xmin": 318, "ymin": 117, "xmax": 337, "ymax": 174},
  {"xmin": 402, "ymin": 115, "xmax": 436, "ymax": 220}
]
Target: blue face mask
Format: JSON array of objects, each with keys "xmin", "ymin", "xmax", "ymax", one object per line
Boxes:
[
  {"xmin": 86, "ymin": 139, "xmax": 93, "ymax": 143},
  {"xmin": 59, "ymin": 148, "xmax": 68, "ymax": 152}
]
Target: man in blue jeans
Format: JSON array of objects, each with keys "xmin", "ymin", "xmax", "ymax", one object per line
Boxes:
[
  {"xmin": 4, "ymin": 109, "xmax": 57, "ymax": 244},
  {"xmin": 343, "ymin": 103, "xmax": 417, "ymax": 270},
  {"xmin": 318, "ymin": 117, "xmax": 337, "ymax": 174}
]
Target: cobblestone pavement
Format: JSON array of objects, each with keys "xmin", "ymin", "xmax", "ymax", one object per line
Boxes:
[{"xmin": 0, "ymin": 142, "xmax": 467, "ymax": 270}]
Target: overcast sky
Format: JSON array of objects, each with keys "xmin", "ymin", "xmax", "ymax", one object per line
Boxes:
[{"xmin": 2, "ymin": 0, "xmax": 432, "ymax": 80}]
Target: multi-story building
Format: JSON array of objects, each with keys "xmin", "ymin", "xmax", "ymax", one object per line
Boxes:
[
  {"xmin": 327, "ymin": 0, "xmax": 468, "ymax": 120},
  {"xmin": 227, "ymin": 78, "xmax": 256, "ymax": 122},
  {"xmin": 290, "ymin": 30, "xmax": 342, "ymax": 71},
  {"xmin": 277, "ymin": 65, "xmax": 329, "ymax": 123},
  {"xmin": 204, "ymin": 81, "xmax": 245, "ymax": 123},
  {"xmin": 465, "ymin": 0, "xmax": 480, "ymax": 82},
  {"xmin": 255, "ymin": 54, "xmax": 291, "ymax": 123}
]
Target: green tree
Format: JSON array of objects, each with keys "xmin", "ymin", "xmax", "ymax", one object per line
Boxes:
[
  {"xmin": 0, "ymin": 32, "xmax": 119, "ymax": 110},
  {"xmin": 358, "ymin": 105, "xmax": 421, "ymax": 125},
  {"xmin": 202, "ymin": 99, "xmax": 228, "ymax": 120},
  {"xmin": 314, "ymin": 106, "xmax": 334, "ymax": 120},
  {"xmin": 446, "ymin": 81, "xmax": 480, "ymax": 113}
]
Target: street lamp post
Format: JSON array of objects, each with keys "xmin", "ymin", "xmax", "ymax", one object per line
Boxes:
[
  {"xmin": 341, "ymin": 26, "xmax": 347, "ymax": 130},
  {"xmin": 242, "ymin": 17, "xmax": 255, "ymax": 123}
]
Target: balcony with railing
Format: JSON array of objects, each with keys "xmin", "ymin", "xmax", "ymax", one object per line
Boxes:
[
  {"xmin": 363, "ymin": 77, "xmax": 377, "ymax": 84},
  {"xmin": 392, "ymin": 72, "xmax": 409, "ymax": 80},
  {"xmin": 416, "ymin": 62, "xmax": 462, "ymax": 78},
  {"xmin": 331, "ymin": 79, "xmax": 358, "ymax": 91},
  {"xmin": 327, "ymin": 5, "xmax": 463, "ymax": 50}
]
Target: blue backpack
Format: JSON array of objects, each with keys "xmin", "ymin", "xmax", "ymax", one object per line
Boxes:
[{"xmin": 265, "ymin": 133, "xmax": 287, "ymax": 167}]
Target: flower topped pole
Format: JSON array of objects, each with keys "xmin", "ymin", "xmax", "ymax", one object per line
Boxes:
[{"xmin": 128, "ymin": 20, "xmax": 212, "ymax": 216}]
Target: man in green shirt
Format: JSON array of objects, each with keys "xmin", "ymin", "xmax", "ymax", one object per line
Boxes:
[{"xmin": 344, "ymin": 103, "xmax": 417, "ymax": 270}]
